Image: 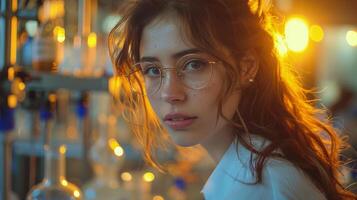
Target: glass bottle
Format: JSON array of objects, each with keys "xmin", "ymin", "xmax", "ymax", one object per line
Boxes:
[
  {"xmin": 26, "ymin": 144, "xmax": 82, "ymax": 200},
  {"xmin": 82, "ymin": 114, "xmax": 130, "ymax": 200},
  {"xmin": 32, "ymin": 0, "xmax": 64, "ymax": 72},
  {"xmin": 68, "ymin": 92, "xmax": 93, "ymax": 184}
]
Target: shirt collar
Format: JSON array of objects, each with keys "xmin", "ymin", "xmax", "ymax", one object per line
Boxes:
[{"xmin": 201, "ymin": 135, "xmax": 269, "ymax": 198}]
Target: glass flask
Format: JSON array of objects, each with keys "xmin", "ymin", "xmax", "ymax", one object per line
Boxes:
[
  {"xmin": 82, "ymin": 115, "xmax": 131, "ymax": 200},
  {"xmin": 32, "ymin": 0, "xmax": 64, "ymax": 72},
  {"xmin": 26, "ymin": 145, "xmax": 82, "ymax": 200}
]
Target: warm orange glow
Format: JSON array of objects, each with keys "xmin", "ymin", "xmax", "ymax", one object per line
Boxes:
[
  {"xmin": 153, "ymin": 195, "xmax": 165, "ymax": 200},
  {"xmin": 248, "ymin": 0, "xmax": 259, "ymax": 14},
  {"xmin": 11, "ymin": 78, "xmax": 25, "ymax": 97},
  {"xmin": 59, "ymin": 145, "xmax": 67, "ymax": 154},
  {"xmin": 275, "ymin": 34, "xmax": 288, "ymax": 56},
  {"xmin": 285, "ymin": 18, "xmax": 309, "ymax": 52},
  {"xmin": 346, "ymin": 30, "xmax": 357, "ymax": 47},
  {"xmin": 108, "ymin": 138, "xmax": 124, "ymax": 157},
  {"xmin": 48, "ymin": 94, "xmax": 57, "ymax": 103},
  {"xmin": 11, "ymin": 17, "xmax": 18, "ymax": 65},
  {"xmin": 310, "ymin": 25, "xmax": 324, "ymax": 42},
  {"xmin": 108, "ymin": 76, "xmax": 122, "ymax": 99},
  {"xmin": 56, "ymin": 1, "xmax": 65, "ymax": 17},
  {"xmin": 73, "ymin": 190, "xmax": 81, "ymax": 198},
  {"xmin": 108, "ymin": 138, "xmax": 119, "ymax": 149},
  {"xmin": 18, "ymin": 81, "xmax": 26, "ymax": 91},
  {"xmin": 8, "ymin": 67, "xmax": 15, "ymax": 81},
  {"xmin": 12, "ymin": 0, "xmax": 18, "ymax": 11},
  {"xmin": 46, "ymin": 0, "xmax": 64, "ymax": 19},
  {"xmin": 61, "ymin": 179, "xmax": 68, "ymax": 186},
  {"xmin": 53, "ymin": 26, "xmax": 60, "ymax": 35},
  {"xmin": 114, "ymin": 146, "xmax": 124, "ymax": 157},
  {"xmin": 143, "ymin": 172, "xmax": 155, "ymax": 182},
  {"xmin": 54, "ymin": 26, "xmax": 65, "ymax": 43},
  {"xmin": 8, "ymin": 95, "xmax": 17, "ymax": 108},
  {"xmin": 87, "ymin": 32, "xmax": 97, "ymax": 48},
  {"xmin": 121, "ymin": 172, "xmax": 133, "ymax": 182},
  {"xmin": 49, "ymin": 2, "xmax": 56, "ymax": 19}
]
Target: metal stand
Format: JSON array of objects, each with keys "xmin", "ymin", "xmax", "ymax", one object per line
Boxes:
[
  {"xmin": 0, "ymin": 0, "xmax": 18, "ymax": 199},
  {"xmin": 0, "ymin": 108, "xmax": 15, "ymax": 200},
  {"xmin": 0, "ymin": 133, "xmax": 10, "ymax": 200}
]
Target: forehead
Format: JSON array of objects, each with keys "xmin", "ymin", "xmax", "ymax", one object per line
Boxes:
[{"xmin": 139, "ymin": 15, "xmax": 196, "ymax": 59}]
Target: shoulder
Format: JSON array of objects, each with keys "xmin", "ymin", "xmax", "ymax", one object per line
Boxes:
[
  {"xmin": 263, "ymin": 158, "xmax": 327, "ymax": 200},
  {"xmin": 202, "ymin": 136, "xmax": 327, "ymax": 200},
  {"xmin": 237, "ymin": 134, "xmax": 327, "ymax": 200}
]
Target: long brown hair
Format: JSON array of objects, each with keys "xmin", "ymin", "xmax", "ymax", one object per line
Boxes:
[{"xmin": 108, "ymin": 0, "xmax": 356, "ymax": 199}]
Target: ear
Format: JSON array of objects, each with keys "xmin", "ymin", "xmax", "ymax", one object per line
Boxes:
[{"xmin": 239, "ymin": 50, "xmax": 259, "ymax": 88}]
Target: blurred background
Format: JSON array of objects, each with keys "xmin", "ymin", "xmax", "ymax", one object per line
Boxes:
[{"xmin": 0, "ymin": 0, "xmax": 356, "ymax": 199}]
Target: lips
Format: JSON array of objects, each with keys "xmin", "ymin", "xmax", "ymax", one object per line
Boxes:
[{"xmin": 163, "ymin": 113, "xmax": 197, "ymax": 130}]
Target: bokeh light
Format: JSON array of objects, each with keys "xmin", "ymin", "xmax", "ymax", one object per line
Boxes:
[
  {"xmin": 275, "ymin": 34, "xmax": 288, "ymax": 56},
  {"xmin": 153, "ymin": 195, "xmax": 165, "ymax": 200},
  {"xmin": 73, "ymin": 190, "xmax": 81, "ymax": 198},
  {"xmin": 346, "ymin": 30, "xmax": 357, "ymax": 47},
  {"xmin": 87, "ymin": 32, "xmax": 97, "ymax": 48},
  {"xmin": 285, "ymin": 18, "xmax": 309, "ymax": 52},
  {"xmin": 121, "ymin": 172, "xmax": 132, "ymax": 182},
  {"xmin": 143, "ymin": 172, "xmax": 155, "ymax": 182},
  {"xmin": 54, "ymin": 26, "xmax": 65, "ymax": 43},
  {"xmin": 114, "ymin": 146, "xmax": 124, "ymax": 157},
  {"xmin": 61, "ymin": 179, "xmax": 68, "ymax": 186},
  {"xmin": 7, "ymin": 95, "xmax": 17, "ymax": 108},
  {"xmin": 8, "ymin": 67, "xmax": 15, "ymax": 81},
  {"xmin": 108, "ymin": 138, "xmax": 124, "ymax": 157},
  {"xmin": 48, "ymin": 93, "xmax": 57, "ymax": 103},
  {"xmin": 310, "ymin": 25, "xmax": 324, "ymax": 42},
  {"xmin": 18, "ymin": 81, "xmax": 26, "ymax": 91}
]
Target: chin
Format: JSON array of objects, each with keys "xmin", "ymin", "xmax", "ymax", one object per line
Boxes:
[{"xmin": 170, "ymin": 135, "xmax": 200, "ymax": 147}]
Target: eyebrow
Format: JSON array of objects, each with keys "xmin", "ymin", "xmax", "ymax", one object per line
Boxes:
[{"xmin": 139, "ymin": 48, "xmax": 203, "ymax": 62}]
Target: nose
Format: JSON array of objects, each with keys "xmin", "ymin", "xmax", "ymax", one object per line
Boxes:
[{"xmin": 160, "ymin": 70, "xmax": 186, "ymax": 103}]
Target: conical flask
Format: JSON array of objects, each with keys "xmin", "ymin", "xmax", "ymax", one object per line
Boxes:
[
  {"xmin": 26, "ymin": 144, "xmax": 82, "ymax": 200},
  {"xmin": 82, "ymin": 115, "xmax": 130, "ymax": 200}
]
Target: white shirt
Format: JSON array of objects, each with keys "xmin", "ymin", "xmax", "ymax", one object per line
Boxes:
[{"xmin": 201, "ymin": 136, "xmax": 326, "ymax": 200}]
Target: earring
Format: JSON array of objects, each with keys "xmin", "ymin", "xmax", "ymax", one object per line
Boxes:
[{"xmin": 248, "ymin": 78, "xmax": 254, "ymax": 83}]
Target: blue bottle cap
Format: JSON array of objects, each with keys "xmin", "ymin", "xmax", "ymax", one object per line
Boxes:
[
  {"xmin": 76, "ymin": 103, "xmax": 88, "ymax": 119},
  {"xmin": 174, "ymin": 177, "xmax": 186, "ymax": 191},
  {"xmin": 40, "ymin": 107, "xmax": 52, "ymax": 121},
  {"xmin": 0, "ymin": 108, "xmax": 15, "ymax": 132}
]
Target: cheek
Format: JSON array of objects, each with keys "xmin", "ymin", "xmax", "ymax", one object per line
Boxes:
[
  {"xmin": 190, "ymin": 88, "xmax": 218, "ymax": 108},
  {"xmin": 221, "ymin": 92, "xmax": 241, "ymax": 119},
  {"xmin": 211, "ymin": 69, "xmax": 241, "ymax": 119},
  {"xmin": 147, "ymin": 95, "xmax": 161, "ymax": 114}
]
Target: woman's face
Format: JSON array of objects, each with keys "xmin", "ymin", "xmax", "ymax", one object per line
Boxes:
[{"xmin": 139, "ymin": 15, "xmax": 241, "ymax": 147}]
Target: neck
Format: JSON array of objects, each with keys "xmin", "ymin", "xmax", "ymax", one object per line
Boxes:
[
  {"xmin": 43, "ymin": 146, "xmax": 66, "ymax": 185},
  {"xmin": 200, "ymin": 125, "xmax": 235, "ymax": 164}
]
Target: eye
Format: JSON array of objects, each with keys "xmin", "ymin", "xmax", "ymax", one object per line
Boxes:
[
  {"xmin": 182, "ymin": 59, "xmax": 209, "ymax": 72},
  {"xmin": 140, "ymin": 63, "xmax": 161, "ymax": 77}
]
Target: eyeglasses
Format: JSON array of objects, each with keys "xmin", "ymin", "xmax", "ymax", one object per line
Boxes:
[{"xmin": 131, "ymin": 53, "xmax": 217, "ymax": 95}]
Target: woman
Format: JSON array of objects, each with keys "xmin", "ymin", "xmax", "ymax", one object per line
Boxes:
[{"xmin": 108, "ymin": 0, "xmax": 357, "ymax": 199}]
